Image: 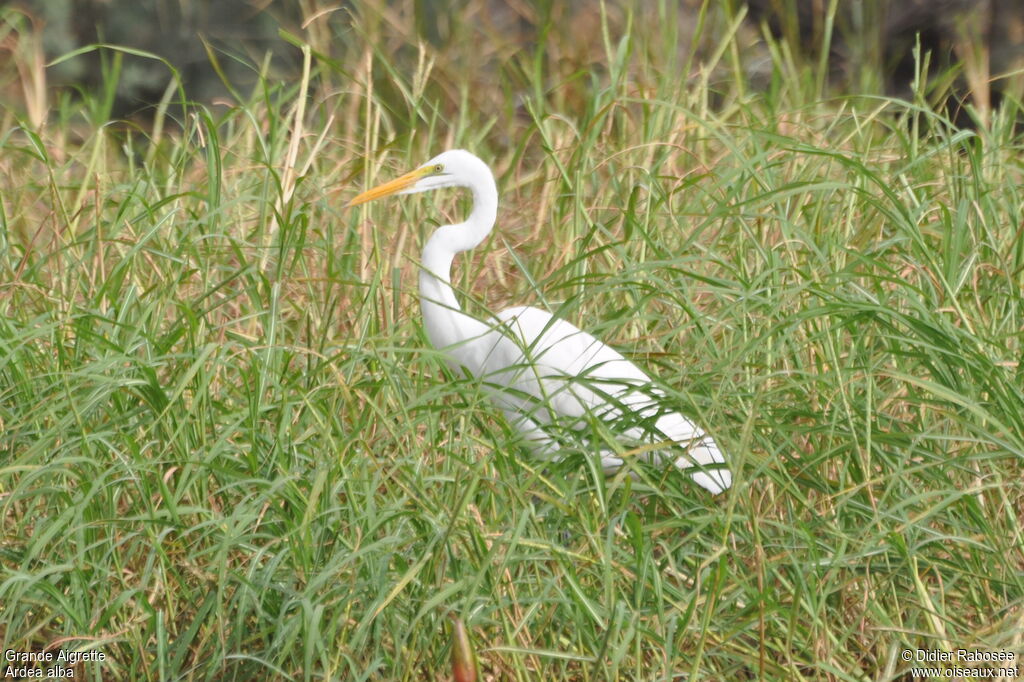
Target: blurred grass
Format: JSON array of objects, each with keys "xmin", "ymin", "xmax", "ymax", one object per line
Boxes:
[{"xmin": 2, "ymin": 1, "xmax": 1023, "ymax": 680}]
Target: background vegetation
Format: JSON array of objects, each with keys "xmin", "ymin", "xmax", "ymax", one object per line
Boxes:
[{"xmin": 1, "ymin": 1, "xmax": 1023, "ymax": 679}]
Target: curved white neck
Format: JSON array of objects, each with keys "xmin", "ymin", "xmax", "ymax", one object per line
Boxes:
[{"xmin": 419, "ymin": 172, "xmax": 498, "ymax": 354}]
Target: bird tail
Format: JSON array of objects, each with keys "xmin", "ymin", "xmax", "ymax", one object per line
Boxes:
[{"xmin": 648, "ymin": 410, "xmax": 730, "ymax": 491}]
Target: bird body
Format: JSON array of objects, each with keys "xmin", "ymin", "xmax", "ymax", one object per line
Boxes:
[{"xmin": 348, "ymin": 150, "xmax": 731, "ymax": 494}]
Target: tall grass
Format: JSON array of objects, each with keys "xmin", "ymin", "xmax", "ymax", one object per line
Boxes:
[{"xmin": 1, "ymin": 1, "xmax": 1022, "ymax": 679}]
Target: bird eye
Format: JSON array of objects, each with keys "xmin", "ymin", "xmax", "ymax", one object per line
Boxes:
[{"xmin": 433, "ymin": 164, "xmax": 443, "ymax": 173}]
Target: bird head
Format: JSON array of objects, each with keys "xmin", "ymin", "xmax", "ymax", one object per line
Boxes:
[{"xmin": 347, "ymin": 150, "xmax": 486, "ymax": 206}]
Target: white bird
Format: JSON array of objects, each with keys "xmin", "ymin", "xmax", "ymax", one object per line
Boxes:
[{"xmin": 348, "ymin": 150, "xmax": 732, "ymax": 494}]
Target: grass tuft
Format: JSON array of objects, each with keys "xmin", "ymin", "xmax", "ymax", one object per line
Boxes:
[{"xmin": 1, "ymin": 1, "xmax": 1022, "ymax": 679}]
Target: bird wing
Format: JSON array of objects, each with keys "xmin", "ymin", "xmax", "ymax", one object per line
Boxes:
[
  {"xmin": 461, "ymin": 305, "xmax": 729, "ymax": 493},
  {"xmin": 481, "ymin": 306, "xmax": 691, "ymax": 441}
]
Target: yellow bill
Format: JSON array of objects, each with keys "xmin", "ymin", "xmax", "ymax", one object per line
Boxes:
[{"xmin": 346, "ymin": 166, "xmax": 432, "ymax": 207}]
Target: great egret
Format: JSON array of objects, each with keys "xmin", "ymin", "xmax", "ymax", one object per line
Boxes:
[{"xmin": 348, "ymin": 150, "xmax": 732, "ymax": 495}]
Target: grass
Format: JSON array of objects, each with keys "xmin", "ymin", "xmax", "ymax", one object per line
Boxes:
[{"xmin": 1, "ymin": 1, "xmax": 1023, "ymax": 679}]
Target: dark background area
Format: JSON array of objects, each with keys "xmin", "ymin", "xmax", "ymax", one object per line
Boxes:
[{"xmin": 4, "ymin": 0, "xmax": 1024, "ymax": 125}]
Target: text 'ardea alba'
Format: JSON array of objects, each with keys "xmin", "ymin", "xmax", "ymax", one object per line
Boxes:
[{"xmin": 348, "ymin": 150, "xmax": 731, "ymax": 495}]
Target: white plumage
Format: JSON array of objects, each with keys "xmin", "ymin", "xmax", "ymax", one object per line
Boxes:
[{"xmin": 348, "ymin": 149, "xmax": 731, "ymax": 494}]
